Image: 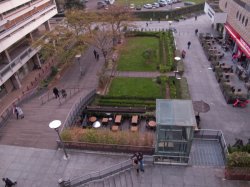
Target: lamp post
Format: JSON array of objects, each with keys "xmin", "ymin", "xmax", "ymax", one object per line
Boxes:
[
  {"xmin": 75, "ymin": 54, "xmax": 82, "ymax": 76},
  {"xmin": 49, "ymin": 120, "xmax": 69, "ymax": 160},
  {"xmin": 174, "ymin": 56, "xmax": 181, "ymax": 79}
]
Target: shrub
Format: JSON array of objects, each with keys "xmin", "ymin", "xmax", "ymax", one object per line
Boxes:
[
  {"xmin": 50, "ymin": 66, "xmax": 58, "ymax": 76},
  {"xmin": 227, "ymin": 152, "xmax": 250, "ymax": 168},
  {"xmin": 61, "ymin": 130, "xmax": 72, "ymax": 141}
]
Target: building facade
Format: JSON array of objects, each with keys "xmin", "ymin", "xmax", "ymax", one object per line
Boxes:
[
  {"xmin": 205, "ymin": 0, "xmax": 250, "ymax": 74},
  {"xmin": 0, "ymin": 0, "xmax": 57, "ymax": 98}
]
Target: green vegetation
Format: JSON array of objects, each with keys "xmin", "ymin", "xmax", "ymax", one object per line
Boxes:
[
  {"xmin": 117, "ymin": 37, "xmax": 159, "ymax": 71},
  {"xmin": 108, "ymin": 77, "xmax": 164, "ymax": 98},
  {"xmin": 227, "ymin": 152, "xmax": 250, "ymax": 168},
  {"xmin": 61, "ymin": 128, "xmax": 154, "ymax": 147}
]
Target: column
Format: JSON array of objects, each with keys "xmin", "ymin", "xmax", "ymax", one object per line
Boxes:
[
  {"xmin": 44, "ymin": 21, "xmax": 51, "ymax": 31},
  {"xmin": 4, "ymin": 50, "xmax": 11, "ymax": 63},
  {"xmin": 12, "ymin": 74, "xmax": 22, "ymax": 89},
  {"xmin": 29, "ymin": 33, "xmax": 34, "ymax": 42},
  {"xmin": 35, "ymin": 54, "xmax": 42, "ymax": 67}
]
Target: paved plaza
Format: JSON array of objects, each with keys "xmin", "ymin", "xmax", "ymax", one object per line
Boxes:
[{"xmin": 0, "ymin": 14, "xmax": 249, "ymax": 186}]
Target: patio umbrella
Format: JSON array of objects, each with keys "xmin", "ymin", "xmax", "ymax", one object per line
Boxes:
[{"xmin": 192, "ymin": 100, "xmax": 210, "ymax": 116}]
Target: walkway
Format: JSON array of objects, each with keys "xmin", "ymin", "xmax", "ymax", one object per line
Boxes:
[{"xmin": 0, "ymin": 46, "xmax": 104, "ymax": 149}]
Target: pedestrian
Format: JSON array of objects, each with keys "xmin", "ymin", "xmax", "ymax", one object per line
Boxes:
[
  {"xmin": 2, "ymin": 178, "xmax": 17, "ymax": 187},
  {"xmin": 137, "ymin": 152, "xmax": 144, "ymax": 172},
  {"xmin": 195, "ymin": 29, "xmax": 198, "ymax": 36},
  {"xmin": 150, "ymin": 18, "xmax": 152, "ymax": 24},
  {"xmin": 61, "ymin": 89, "xmax": 67, "ymax": 98},
  {"xmin": 195, "ymin": 15, "xmax": 197, "ymax": 20},
  {"xmin": 13, "ymin": 105, "xmax": 18, "ymax": 119},
  {"xmin": 146, "ymin": 22, "xmax": 148, "ymax": 27},
  {"xmin": 182, "ymin": 50, "xmax": 186, "ymax": 59},
  {"xmin": 158, "ymin": 17, "xmax": 160, "ymax": 23},
  {"xmin": 132, "ymin": 158, "xmax": 139, "ymax": 174},
  {"xmin": 93, "ymin": 49, "xmax": 97, "ymax": 59},
  {"xmin": 16, "ymin": 106, "xmax": 24, "ymax": 119},
  {"xmin": 96, "ymin": 53, "xmax": 99, "ymax": 61},
  {"xmin": 53, "ymin": 87, "xmax": 60, "ymax": 98},
  {"xmin": 187, "ymin": 41, "xmax": 191, "ymax": 49}
]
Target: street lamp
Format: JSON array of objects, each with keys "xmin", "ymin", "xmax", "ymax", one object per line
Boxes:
[
  {"xmin": 49, "ymin": 120, "xmax": 69, "ymax": 160},
  {"xmin": 75, "ymin": 54, "xmax": 82, "ymax": 76},
  {"xmin": 174, "ymin": 56, "xmax": 181, "ymax": 80}
]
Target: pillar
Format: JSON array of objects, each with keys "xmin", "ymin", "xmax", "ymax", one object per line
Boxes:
[
  {"xmin": 12, "ymin": 74, "xmax": 22, "ymax": 89},
  {"xmin": 29, "ymin": 33, "xmax": 34, "ymax": 42},
  {"xmin": 44, "ymin": 21, "xmax": 51, "ymax": 31},
  {"xmin": 4, "ymin": 50, "xmax": 11, "ymax": 63},
  {"xmin": 35, "ymin": 54, "xmax": 42, "ymax": 67}
]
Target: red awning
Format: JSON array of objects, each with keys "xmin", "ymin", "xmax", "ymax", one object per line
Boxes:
[{"xmin": 225, "ymin": 24, "xmax": 250, "ymax": 58}]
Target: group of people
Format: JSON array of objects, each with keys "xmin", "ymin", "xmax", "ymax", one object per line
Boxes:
[
  {"xmin": 53, "ymin": 87, "xmax": 67, "ymax": 99},
  {"xmin": 93, "ymin": 50, "xmax": 99, "ymax": 61},
  {"xmin": 131, "ymin": 152, "xmax": 144, "ymax": 174}
]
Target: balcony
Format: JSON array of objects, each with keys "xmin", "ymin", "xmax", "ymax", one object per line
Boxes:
[
  {"xmin": 0, "ymin": 45, "xmax": 41, "ymax": 86},
  {"xmin": 0, "ymin": 4, "xmax": 57, "ymax": 53}
]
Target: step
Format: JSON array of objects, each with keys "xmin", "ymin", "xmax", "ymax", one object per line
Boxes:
[
  {"xmin": 103, "ymin": 178, "xmax": 110, "ymax": 187},
  {"xmin": 124, "ymin": 170, "xmax": 133, "ymax": 187},
  {"xmin": 113, "ymin": 173, "xmax": 121, "ymax": 187},
  {"xmin": 119, "ymin": 171, "xmax": 127, "ymax": 187},
  {"xmin": 108, "ymin": 176, "xmax": 116, "ymax": 187}
]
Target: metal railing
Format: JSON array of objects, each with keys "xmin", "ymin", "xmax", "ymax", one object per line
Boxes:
[
  {"xmin": 0, "ymin": 46, "xmax": 40, "ymax": 81},
  {"xmin": 39, "ymin": 87, "xmax": 81, "ymax": 105},
  {"xmin": 67, "ymin": 156, "xmax": 153, "ymax": 187},
  {"xmin": 153, "ymin": 154, "xmax": 190, "ymax": 165},
  {"xmin": 194, "ymin": 129, "xmax": 229, "ymax": 162},
  {"xmin": 61, "ymin": 89, "xmax": 96, "ymax": 131}
]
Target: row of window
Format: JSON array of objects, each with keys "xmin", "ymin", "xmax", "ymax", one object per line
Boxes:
[{"xmin": 236, "ymin": 11, "xmax": 248, "ymax": 27}]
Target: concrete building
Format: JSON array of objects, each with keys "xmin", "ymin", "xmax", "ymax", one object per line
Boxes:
[
  {"xmin": 204, "ymin": 0, "xmax": 250, "ymax": 76},
  {"xmin": 0, "ymin": 0, "xmax": 57, "ymax": 98}
]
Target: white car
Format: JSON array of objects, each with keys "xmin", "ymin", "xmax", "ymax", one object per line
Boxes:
[
  {"xmin": 144, "ymin": 4, "xmax": 153, "ymax": 9},
  {"xmin": 130, "ymin": 3, "xmax": 135, "ymax": 9},
  {"xmin": 152, "ymin": 2, "xmax": 160, "ymax": 8}
]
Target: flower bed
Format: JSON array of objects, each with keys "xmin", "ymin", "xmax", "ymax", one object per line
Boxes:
[{"xmin": 60, "ymin": 128, "xmax": 155, "ymax": 154}]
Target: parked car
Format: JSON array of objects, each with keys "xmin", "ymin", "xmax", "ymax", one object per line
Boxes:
[
  {"xmin": 158, "ymin": 0, "xmax": 167, "ymax": 7},
  {"xmin": 130, "ymin": 3, "xmax": 135, "ymax": 9},
  {"xmin": 144, "ymin": 4, "xmax": 153, "ymax": 9},
  {"xmin": 152, "ymin": 2, "xmax": 160, "ymax": 8},
  {"xmin": 136, "ymin": 5, "xmax": 142, "ymax": 10},
  {"xmin": 97, "ymin": 1, "xmax": 107, "ymax": 9}
]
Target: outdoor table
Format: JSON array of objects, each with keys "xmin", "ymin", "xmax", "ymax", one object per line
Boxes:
[
  {"xmin": 111, "ymin": 125, "xmax": 119, "ymax": 132},
  {"xmin": 102, "ymin": 118, "xmax": 109, "ymax": 123},
  {"xmin": 115, "ymin": 115, "xmax": 122, "ymax": 124},
  {"xmin": 148, "ymin": 121, "xmax": 156, "ymax": 128},
  {"xmin": 93, "ymin": 121, "xmax": 101, "ymax": 128},
  {"xmin": 131, "ymin": 115, "xmax": 138, "ymax": 124},
  {"xmin": 131, "ymin": 126, "xmax": 138, "ymax": 132},
  {"xmin": 89, "ymin": 116, "xmax": 97, "ymax": 123}
]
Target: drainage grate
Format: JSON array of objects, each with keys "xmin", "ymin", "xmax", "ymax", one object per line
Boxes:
[{"xmin": 189, "ymin": 139, "xmax": 225, "ymax": 166}]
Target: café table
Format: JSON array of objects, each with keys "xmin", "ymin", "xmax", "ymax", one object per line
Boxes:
[
  {"xmin": 148, "ymin": 121, "xmax": 157, "ymax": 128},
  {"xmin": 89, "ymin": 116, "xmax": 97, "ymax": 123},
  {"xmin": 131, "ymin": 115, "xmax": 138, "ymax": 124},
  {"xmin": 115, "ymin": 115, "xmax": 122, "ymax": 124},
  {"xmin": 111, "ymin": 125, "xmax": 119, "ymax": 132},
  {"xmin": 131, "ymin": 126, "xmax": 138, "ymax": 132}
]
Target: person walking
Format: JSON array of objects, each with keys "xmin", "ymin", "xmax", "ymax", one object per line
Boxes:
[
  {"xmin": 182, "ymin": 50, "xmax": 186, "ymax": 59},
  {"xmin": 195, "ymin": 15, "xmax": 197, "ymax": 21},
  {"xmin": 137, "ymin": 152, "xmax": 144, "ymax": 172},
  {"xmin": 195, "ymin": 29, "xmax": 198, "ymax": 36},
  {"xmin": 96, "ymin": 53, "xmax": 99, "ymax": 61},
  {"xmin": 13, "ymin": 105, "xmax": 19, "ymax": 119},
  {"xmin": 93, "ymin": 50, "xmax": 97, "ymax": 59},
  {"xmin": 61, "ymin": 89, "xmax": 67, "ymax": 98},
  {"xmin": 53, "ymin": 87, "xmax": 60, "ymax": 98},
  {"xmin": 187, "ymin": 41, "xmax": 191, "ymax": 49},
  {"xmin": 2, "ymin": 178, "xmax": 17, "ymax": 187},
  {"xmin": 132, "ymin": 158, "xmax": 140, "ymax": 174},
  {"xmin": 16, "ymin": 106, "xmax": 24, "ymax": 119},
  {"xmin": 146, "ymin": 22, "xmax": 148, "ymax": 27}
]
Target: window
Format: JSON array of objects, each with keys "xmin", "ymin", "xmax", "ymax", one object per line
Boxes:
[
  {"xmin": 239, "ymin": 14, "xmax": 241, "ymax": 21},
  {"xmin": 246, "ymin": 19, "xmax": 248, "ymax": 27},
  {"xmin": 242, "ymin": 16, "xmax": 245, "ymax": 24},
  {"xmin": 236, "ymin": 11, "xmax": 239, "ymax": 18},
  {"xmin": 225, "ymin": 2, "xmax": 227, "ymax": 8}
]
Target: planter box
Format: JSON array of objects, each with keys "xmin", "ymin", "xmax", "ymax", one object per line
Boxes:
[
  {"xmin": 61, "ymin": 141, "xmax": 155, "ymax": 155},
  {"xmin": 225, "ymin": 167, "xmax": 250, "ymax": 180}
]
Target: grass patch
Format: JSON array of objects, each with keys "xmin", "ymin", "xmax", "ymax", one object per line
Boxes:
[
  {"xmin": 108, "ymin": 77, "xmax": 164, "ymax": 98},
  {"xmin": 117, "ymin": 37, "xmax": 159, "ymax": 71}
]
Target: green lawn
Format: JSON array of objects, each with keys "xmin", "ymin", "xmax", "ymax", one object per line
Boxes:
[
  {"xmin": 117, "ymin": 37, "xmax": 159, "ymax": 71},
  {"xmin": 116, "ymin": 0, "xmax": 205, "ymax": 6},
  {"xmin": 108, "ymin": 77, "xmax": 164, "ymax": 98}
]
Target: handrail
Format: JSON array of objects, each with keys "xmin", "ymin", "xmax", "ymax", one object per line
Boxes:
[
  {"xmin": 69, "ymin": 156, "xmax": 154, "ymax": 187},
  {"xmin": 39, "ymin": 87, "xmax": 81, "ymax": 105},
  {"xmin": 61, "ymin": 89, "xmax": 96, "ymax": 131}
]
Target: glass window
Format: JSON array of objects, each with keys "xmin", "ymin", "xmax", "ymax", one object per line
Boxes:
[
  {"xmin": 242, "ymin": 16, "xmax": 245, "ymax": 24},
  {"xmin": 246, "ymin": 19, "xmax": 248, "ymax": 27},
  {"xmin": 225, "ymin": 2, "xmax": 227, "ymax": 8},
  {"xmin": 239, "ymin": 14, "xmax": 241, "ymax": 21},
  {"xmin": 236, "ymin": 11, "xmax": 239, "ymax": 18}
]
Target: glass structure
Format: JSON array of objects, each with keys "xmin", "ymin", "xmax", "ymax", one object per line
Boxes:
[{"xmin": 155, "ymin": 99, "xmax": 197, "ymax": 164}]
